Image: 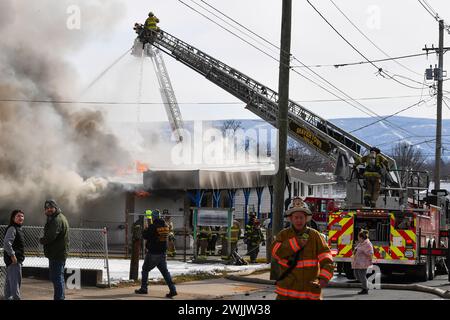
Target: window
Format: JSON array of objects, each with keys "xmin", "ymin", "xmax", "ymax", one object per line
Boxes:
[
  {"xmin": 294, "ymin": 181, "xmax": 298, "ymax": 196},
  {"xmin": 323, "ymin": 185, "xmax": 329, "ymax": 196},
  {"xmin": 300, "ymin": 183, "xmax": 305, "ymax": 197},
  {"xmin": 308, "ymin": 186, "xmax": 314, "ymax": 196}
]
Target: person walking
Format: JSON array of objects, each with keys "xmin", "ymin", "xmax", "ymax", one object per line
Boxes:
[
  {"xmin": 352, "ymin": 229, "xmax": 374, "ymax": 295},
  {"xmin": 39, "ymin": 200, "xmax": 69, "ymax": 300},
  {"xmin": 135, "ymin": 210, "xmax": 177, "ymax": 298},
  {"xmin": 3, "ymin": 210, "xmax": 25, "ymax": 300},
  {"xmin": 271, "ymin": 205, "xmax": 334, "ymax": 300}
]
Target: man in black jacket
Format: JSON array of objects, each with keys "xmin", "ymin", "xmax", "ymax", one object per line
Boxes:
[
  {"xmin": 3, "ymin": 210, "xmax": 25, "ymax": 300},
  {"xmin": 135, "ymin": 209, "xmax": 177, "ymax": 298},
  {"xmin": 39, "ymin": 199, "xmax": 69, "ymax": 300}
]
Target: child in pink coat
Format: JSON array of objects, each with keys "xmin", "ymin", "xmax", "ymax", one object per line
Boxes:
[{"xmin": 351, "ymin": 229, "xmax": 374, "ymax": 294}]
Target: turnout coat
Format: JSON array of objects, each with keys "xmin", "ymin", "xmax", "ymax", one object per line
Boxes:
[{"xmin": 272, "ymin": 226, "xmax": 334, "ymax": 300}]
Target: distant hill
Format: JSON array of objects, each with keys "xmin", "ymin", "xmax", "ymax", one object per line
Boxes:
[
  {"xmin": 208, "ymin": 116, "xmax": 450, "ymax": 160},
  {"xmin": 117, "ymin": 116, "xmax": 450, "ymax": 160}
]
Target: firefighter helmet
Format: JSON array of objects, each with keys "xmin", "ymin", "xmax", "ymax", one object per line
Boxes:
[{"xmin": 284, "ymin": 206, "xmax": 312, "ymax": 221}]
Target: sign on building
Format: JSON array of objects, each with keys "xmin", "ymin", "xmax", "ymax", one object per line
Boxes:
[{"xmin": 197, "ymin": 208, "xmax": 229, "ymax": 227}]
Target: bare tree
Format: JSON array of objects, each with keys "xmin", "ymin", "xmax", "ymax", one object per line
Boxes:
[
  {"xmin": 390, "ymin": 142, "xmax": 427, "ymax": 187},
  {"xmin": 287, "ymin": 140, "xmax": 334, "ymax": 172},
  {"xmin": 220, "ymin": 120, "xmax": 243, "ymax": 134}
]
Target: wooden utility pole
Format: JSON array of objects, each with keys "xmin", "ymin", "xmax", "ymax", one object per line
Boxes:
[
  {"xmin": 423, "ymin": 20, "xmax": 448, "ymax": 193},
  {"xmin": 271, "ymin": 0, "xmax": 292, "ymax": 280},
  {"xmin": 435, "ymin": 20, "xmax": 444, "ymax": 191}
]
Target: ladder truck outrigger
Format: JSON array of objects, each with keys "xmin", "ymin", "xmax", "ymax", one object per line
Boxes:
[{"xmin": 133, "ymin": 24, "xmax": 450, "ymax": 281}]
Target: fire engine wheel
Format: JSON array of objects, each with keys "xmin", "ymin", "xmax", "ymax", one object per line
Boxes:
[{"xmin": 415, "ymin": 263, "xmax": 429, "ymax": 282}]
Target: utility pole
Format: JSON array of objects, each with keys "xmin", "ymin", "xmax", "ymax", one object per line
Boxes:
[
  {"xmin": 423, "ymin": 20, "xmax": 447, "ymax": 192},
  {"xmin": 271, "ymin": 0, "xmax": 292, "ymax": 280},
  {"xmin": 435, "ymin": 20, "xmax": 444, "ymax": 191}
]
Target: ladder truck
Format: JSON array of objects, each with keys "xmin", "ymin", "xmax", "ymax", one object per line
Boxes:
[
  {"xmin": 131, "ymin": 35, "xmax": 184, "ymax": 143},
  {"xmin": 133, "ymin": 26, "xmax": 450, "ymax": 281}
]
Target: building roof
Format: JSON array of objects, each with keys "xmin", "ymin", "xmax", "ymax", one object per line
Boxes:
[{"xmin": 143, "ymin": 166, "xmax": 336, "ymax": 190}]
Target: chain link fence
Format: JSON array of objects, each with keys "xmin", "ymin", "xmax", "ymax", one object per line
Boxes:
[{"xmin": 0, "ymin": 225, "xmax": 110, "ymax": 294}]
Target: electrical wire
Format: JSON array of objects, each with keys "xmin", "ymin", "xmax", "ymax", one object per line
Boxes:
[
  {"xmin": 329, "ymin": 0, "xmax": 424, "ymax": 77},
  {"xmin": 306, "ymin": 0, "xmax": 427, "ymax": 90},
  {"xmin": 292, "ymin": 52, "xmax": 429, "ymax": 69},
  {"xmin": 181, "ymin": 0, "xmax": 431, "ymax": 139}
]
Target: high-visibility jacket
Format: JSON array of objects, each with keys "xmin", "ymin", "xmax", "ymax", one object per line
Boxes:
[
  {"xmin": 145, "ymin": 16, "xmax": 159, "ymax": 30},
  {"xmin": 271, "ymin": 226, "xmax": 334, "ymax": 300},
  {"xmin": 230, "ymin": 221, "xmax": 241, "ymax": 243},
  {"xmin": 355, "ymin": 154, "xmax": 389, "ymax": 177},
  {"xmin": 244, "ymin": 224, "xmax": 264, "ymax": 246},
  {"xmin": 197, "ymin": 226, "xmax": 211, "ymax": 240}
]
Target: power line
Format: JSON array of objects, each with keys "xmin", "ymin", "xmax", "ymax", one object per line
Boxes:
[
  {"xmin": 329, "ymin": 0, "xmax": 424, "ymax": 77},
  {"xmin": 183, "ymin": 0, "xmax": 430, "ymax": 139},
  {"xmin": 292, "ymin": 52, "xmax": 429, "ymax": 69},
  {"xmin": 306, "ymin": 0, "xmax": 427, "ymax": 90},
  {"xmin": 178, "ymin": 0, "xmax": 279, "ymax": 62},
  {"xmin": 417, "ymin": 0, "xmax": 440, "ymax": 21},
  {"xmin": 350, "ymin": 96, "xmax": 434, "ymax": 133}
]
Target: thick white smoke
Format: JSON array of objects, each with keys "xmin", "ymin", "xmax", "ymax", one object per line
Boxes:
[{"xmin": 0, "ymin": 0, "xmax": 132, "ymax": 222}]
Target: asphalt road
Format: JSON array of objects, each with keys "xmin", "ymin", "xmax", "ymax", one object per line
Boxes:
[{"xmin": 222, "ymin": 273, "xmax": 450, "ymax": 300}]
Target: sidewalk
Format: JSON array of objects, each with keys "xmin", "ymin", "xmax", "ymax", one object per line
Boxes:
[{"xmin": 20, "ymin": 276, "xmax": 272, "ymax": 300}]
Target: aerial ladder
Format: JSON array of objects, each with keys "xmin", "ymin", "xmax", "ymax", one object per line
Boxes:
[
  {"xmin": 131, "ymin": 37, "xmax": 184, "ymax": 143},
  {"xmin": 132, "ymin": 26, "xmax": 404, "ymax": 208},
  {"xmin": 132, "ymin": 26, "xmax": 450, "ymax": 280}
]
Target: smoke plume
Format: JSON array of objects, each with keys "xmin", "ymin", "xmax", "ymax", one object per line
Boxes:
[{"xmin": 0, "ymin": 0, "xmax": 132, "ymax": 222}]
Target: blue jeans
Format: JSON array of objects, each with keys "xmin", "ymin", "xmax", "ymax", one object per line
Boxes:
[
  {"xmin": 4, "ymin": 263, "xmax": 22, "ymax": 300},
  {"xmin": 141, "ymin": 253, "xmax": 176, "ymax": 292},
  {"xmin": 49, "ymin": 260, "xmax": 66, "ymax": 300}
]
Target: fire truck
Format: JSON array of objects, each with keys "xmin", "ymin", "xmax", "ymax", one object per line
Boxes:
[
  {"xmin": 304, "ymin": 197, "xmax": 342, "ymax": 233},
  {"xmin": 132, "ymin": 24, "xmax": 450, "ymax": 281},
  {"xmin": 328, "ymin": 174, "xmax": 450, "ymax": 281}
]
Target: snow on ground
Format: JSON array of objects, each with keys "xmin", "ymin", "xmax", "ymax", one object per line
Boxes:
[{"xmin": 108, "ymin": 259, "xmax": 269, "ymax": 283}]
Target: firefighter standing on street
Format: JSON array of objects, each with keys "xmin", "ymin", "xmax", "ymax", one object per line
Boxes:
[
  {"xmin": 164, "ymin": 215, "xmax": 176, "ymax": 257},
  {"xmin": 221, "ymin": 218, "xmax": 241, "ymax": 260},
  {"xmin": 354, "ymin": 146, "xmax": 389, "ymax": 208},
  {"xmin": 244, "ymin": 219, "xmax": 265, "ymax": 263},
  {"xmin": 197, "ymin": 226, "xmax": 211, "ymax": 259},
  {"xmin": 271, "ymin": 204, "xmax": 334, "ymax": 300}
]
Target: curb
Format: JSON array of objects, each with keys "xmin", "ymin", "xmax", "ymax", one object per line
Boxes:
[{"xmin": 225, "ymin": 274, "xmax": 450, "ymax": 299}]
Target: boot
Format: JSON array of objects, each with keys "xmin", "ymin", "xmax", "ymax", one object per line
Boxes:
[
  {"xmin": 166, "ymin": 291, "xmax": 178, "ymax": 298},
  {"xmin": 357, "ymin": 289, "xmax": 368, "ymax": 295},
  {"xmin": 135, "ymin": 288, "xmax": 148, "ymax": 294}
]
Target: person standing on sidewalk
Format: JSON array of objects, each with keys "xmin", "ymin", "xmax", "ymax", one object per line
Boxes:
[
  {"xmin": 39, "ymin": 200, "xmax": 69, "ymax": 300},
  {"xmin": 3, "ymin": 210, "xmax": 25, "ymax": 300},
  {"xmin": 352, "ymin": 229, "xmax": 374, "ymax": 295},
  {"xmin": 135, "ymin": 209, "xmax": 177, "ymax": 298},
  {"xmin": 271, "ymin": 206, "xmax": 334, "ymax": 300}
]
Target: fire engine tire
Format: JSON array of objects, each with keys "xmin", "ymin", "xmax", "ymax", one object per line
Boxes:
[
  {"xmin": 415, "ymin": 263, "xmax": 429, "ymax": 282},
  {"xmin": 343, "ymin": 262, "xmax": 355, "ymax": 280}
]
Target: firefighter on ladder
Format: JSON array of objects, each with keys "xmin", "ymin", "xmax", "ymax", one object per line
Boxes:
[
  {"xmin": 144, "ymin": 12, "xmax": 160, "ymax": 42},
  {"xmin": 354, "ymin": 146, "xmax": 389, "ymax": 208},
  {"xmin": 271, "ymin": 204, "xmax": 334, "ymax": 300}
]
